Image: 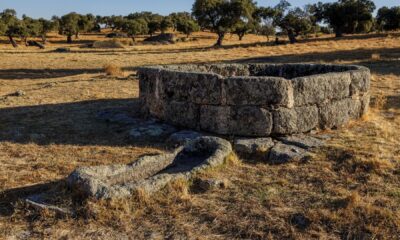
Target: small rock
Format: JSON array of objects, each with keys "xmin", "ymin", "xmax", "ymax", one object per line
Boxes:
[
  {"xmin": 289, "ymin": 213, "xmax": 311, "ymax": 230},
  {"xmin": 277, "ymin": 134, "xmax": 324, "ymax": 150},
  {"xmin": 54, "ymin": 47, "xmax": 71, "ymax": 53},
  {"xmin": 268, "ymin": 143, "xmax": 307, "ymax": 164},
  {"xmin": 10, "ymin": 90, "xmax": 26, "ymax": 97},
  {"xmin": 167, "ymin": 130, "xmax": 203, "ymax": 146},
  {"xmin": 234, "ymin": 138, "xmax": 274, "ymax": 160},
  {"xmin": 129, "ymin": 123, "xmax": 177, "ymax": 141},
  {"xmin": 194, "ymin": 178, "xmax": 228, "ymax": 192}
]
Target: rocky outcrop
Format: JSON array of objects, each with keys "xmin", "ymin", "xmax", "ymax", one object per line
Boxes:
[
  {"xmin": 67, "ymin": 136, "xmax": 232, "ymax": 199},
  {"xmin": 138, "ymin": 63, "xmax": 370, "ymax": 137}
]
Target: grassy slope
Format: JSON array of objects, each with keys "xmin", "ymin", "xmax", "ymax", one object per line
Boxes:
[{"xmin": 0, "ymin": 32, "xmax": 399, "ymax": 239}]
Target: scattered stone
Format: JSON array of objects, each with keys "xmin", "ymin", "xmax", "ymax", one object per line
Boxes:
[
  {"xmin": 67, "ymin": 137, "xmax": 232, "ymax": 199},
  {"xmin": 92, "ymin": 40, "xmax": 125, "ymax": 49},
  {"xmin": 54, "ymin": 47, "xmax": 71, "ymax": 53},
  {"xmin": 106, "ymin": 32, "xmax": 128, "ymax": 38},
  {"xmin": 234, "ymin": 138, "xmax": 274, "ymax": 160},
  {"xmin": 277, "ymin": 134, "xmax": 324, "ymax": 150},
  {"xmin": 268, "ymin": 143, "xmax": 307, "ymax": 164},
  {"xmin": 129, "ymin": 123, "xmax": 177, "ymax": 141},
  {"xmin": 289, "ymin": 213, "xmax": 311, "ymax": 230},
  {"xmin": 9, "ymin": 90, "xmax": 26, "ymax": 97},
  {"xmin": 167, "ymin": 130, "xmax": 203, "ymax": 146},
  {"xmin": 25, "ymin": 194, "xmax": 73, "ymax": 217},
  {"xmin": 144, "ymin": 33, "xmax": 176, "ymax": 44},
  {"xmin": 193, "ymin": 178, "xmax": 228, "ymax": 192}
]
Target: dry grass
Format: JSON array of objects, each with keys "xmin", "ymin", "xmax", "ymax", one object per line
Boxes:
[
  {"xmin": 0, "ymin": 31, "xmax": 400, "ymax": 239},
  {"xmin": 103, "ymin": 63, "xmax": 124, "ymax": 77}
]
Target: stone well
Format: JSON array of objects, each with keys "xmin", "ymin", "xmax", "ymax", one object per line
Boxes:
[{"xmin": 138, "ymin": 63, "xmax": 370, "ymax": 137}]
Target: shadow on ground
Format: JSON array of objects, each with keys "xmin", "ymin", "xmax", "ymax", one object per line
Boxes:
[
  {"xmin": 0, "ymin": 98, "xmax": 147, "ymax": 146},
  {"xmin": 0, "ymin": 68, "xmax": 104, "ymax": 80}
]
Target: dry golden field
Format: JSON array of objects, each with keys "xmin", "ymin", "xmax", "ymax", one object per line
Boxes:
[{"xmin": 0, "ymin": 32, "xmax": 400, "ymax": 239}]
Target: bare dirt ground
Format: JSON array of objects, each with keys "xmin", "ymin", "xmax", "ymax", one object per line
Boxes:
[{"xmin": 0, "ymin": 32, "xmax": 399, "ymax": 239}]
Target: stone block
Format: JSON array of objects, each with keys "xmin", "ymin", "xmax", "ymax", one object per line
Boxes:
[
  {"xmin": 292, "ymin": 72, "xmax": 351, "ymax": 106},
  {"xmin": 273, "ymin": 106, "xmax": 319, "ymax": 134},
  {"xmin": 319, "ymin": 98, "xmax": 362, "ymax": 129},
  {"xmin": 229, "ymin": 107, "xmax": 273, "ymax": 137},
  {"xmin": 225, "ymin": 76, "xmax": 294, "ymax": 107},
  {"xmin": 349, "ymin": 68, "xmax": 370, "ymax": 95},
  {"xmin": 200, "ymin": 106, "xmax": 231, "ymax": 135},
  {"xmin": 190, "ymin": 73, "xmax": 223, "ymax": 104},
  {"xmin": 164, "ymin": 101, "xmax": 200, "ymax": 129}
]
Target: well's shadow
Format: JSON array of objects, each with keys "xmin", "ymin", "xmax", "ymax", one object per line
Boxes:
[{"xmin": 0, "ymin": 98, "xmax": 147, "ymax": 146}]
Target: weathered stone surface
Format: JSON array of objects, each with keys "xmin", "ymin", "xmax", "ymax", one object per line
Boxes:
[
  {"xmin": 129, "ymin": 123, "xmax": 177, "ymax": 141},
  {"xmin": 292, "ymin": 72, "xmax": 351, "ymax": 106},
  {"xmin": 268, "ymin": 143, "xmax": 307, "ymax": 164},
  {"xmin": 164, "ymin": 101, "xmax": 199, "ymax": 129},
  {"xmin": 200, "ymin": 105, "xmax": 230, "ymax": 134},
  {"xmin": 273, "ymin": 106, "xmax": 319, "ymax": 134},
  {"xmin": 225, "ymin": 76, "xmax": 293, "ymax": 107},
  {"xmin": 67, "ymin": 137, "xmax": 232, "ymax": 199},
  {"xmin": 349, "ymin": 67, "xmax": 371, "ymax": 95},
  {"xmin": 319, "ymin": 98, "xmax": 361, "ymax": 129},
  {"xmin": 139, "ymin": 63, "xmax": 370, "ymax": 137},
  {"xmin": 277, "ymin": 134, "xmax": 324, "ymax": 149},
  {"xmin": 234, "ymin": 138, "xmax": 274, "ymax": 160},
  {"xmin": 167, "ymin": 130, "xmax": 203, "ymax": 146},
  {"xmin": 229, "ymin": 107, "xmax": 273, "ymax": 136},
  {"xmin": 190, "ymin": 73, "xmax": 223, "ymax": 104}
]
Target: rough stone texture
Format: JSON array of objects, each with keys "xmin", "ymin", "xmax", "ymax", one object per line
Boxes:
[
  {"xmin": 67, "ymin": 137, "xmax": 232, "ymax": 199},
  {"xmin": 277, "ymin": 134, "xmax": 324, "ymax": 150},
  {"xmin": 291, "ymin": 72, "xmax": 351, "ymax": 106},
  {"xmin": 138, "ymin": 63, "xmax": 370, "ymax": 137},
  {"xmin": 229, "ymin": 107, "xmax": 273, "ymax": 136},
  {"xmin": 167, "ymin": 130, "xmax": 203, "ymax": 146},
  {"xmin": 129, "ymin": 123, "xmax": 177, "ymax": 141},
  {"xmin": 200, "ymin": 105, "xmax": 230, "ymax": 135},
  {"xmin": 225, "ymin": 76, "xmax": 293, "ymax": 107},
  {"xmin": 268, "ymin": 143, "xmax": 307, "ymax": 164},
  {"xmin": 273, "ymin": 106, "xmax": 319, "ymax": 135},
  {"xmin": 234, "ymin": 138, "xmax": 274, "ymax": 160}
]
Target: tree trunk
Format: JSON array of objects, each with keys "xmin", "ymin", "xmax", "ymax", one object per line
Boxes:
[
  {"xmin": 288, "ymin": 30, "xmax": 296, "ymax": 44},
  {"xmin": 131, "ymin": 36, "xmax": 135, "ymax": 42},
  {"xmin": 8, "ymin": 36, "xmax": 18, "ymax": 48},
  {"xmin": 24, "ymin": 37, "xmax": 28, "ymax": 46},
  {"xmin": 238, "ymin": 33, "xmax": 244, "ymax": 41},
  {"xmin": 41, "ymin": 35, "xmax": 47, "ymax": 44},
  {"xmin": 67, "ymin": 35, "xmax": 72, "ymax": 43},
  {"xmin": 215, "ymin": 33, "xmax": 225, "ymax": 47},
  {"xmin": 75, "ymin": 32, "xmax": 79, "ymax": 39},
  {"xmin": 335, "ymin": 30, "xmax": 343, "ymax": 38}
]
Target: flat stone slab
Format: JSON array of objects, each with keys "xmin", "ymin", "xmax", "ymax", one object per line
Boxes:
[
  {"xmin": 67, "ymin": 137, "xmax": 232, "ymax": 199},
  {"xmin": 96, "ymin": 109, "xmax": 138, "ymax": 126},
  {"xmin": 129, "ymin": 123, "xmax": 177, "ymax": 141},
  {"xmin": 167, "ymin": 130, "xmax": 203, "ymax": 146},
  {"xmin": 268, "ymin": 143, "xmax": 307, "ymax": 164},
  {"xmin": 277, "ymin": 134, "xmax": 325, "ymax": 150},
  {"xmin": 234, "ymin": 138, "xmax": 275, "ymax": 160}
]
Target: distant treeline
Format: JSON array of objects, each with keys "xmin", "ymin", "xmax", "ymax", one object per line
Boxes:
[{"xmin": 0, "ymin": 0, "xmax": 399, "ymax": 47}]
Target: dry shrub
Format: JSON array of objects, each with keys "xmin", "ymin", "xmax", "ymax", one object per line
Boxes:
[
  {"xmin": 92, "ymin": 40, "xmax": 125, "ymax": 49},
  {"xmin": 371, "ymin": 53, "xmax": 381, "ymax": 60},
  {"xmin": 118, "ymin": 39, "xmax": 134, "ymax": 46},
  {"xmin": 166, "ymin": 178, "xmax": 190, "ymax": 201},
  {"xmin": 372, "ymin": 91, "xmax": 387, "ymax": 110},
  {"xmin": 104, "ymin": 63, "xmax": 124, "ymax": 77}
]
